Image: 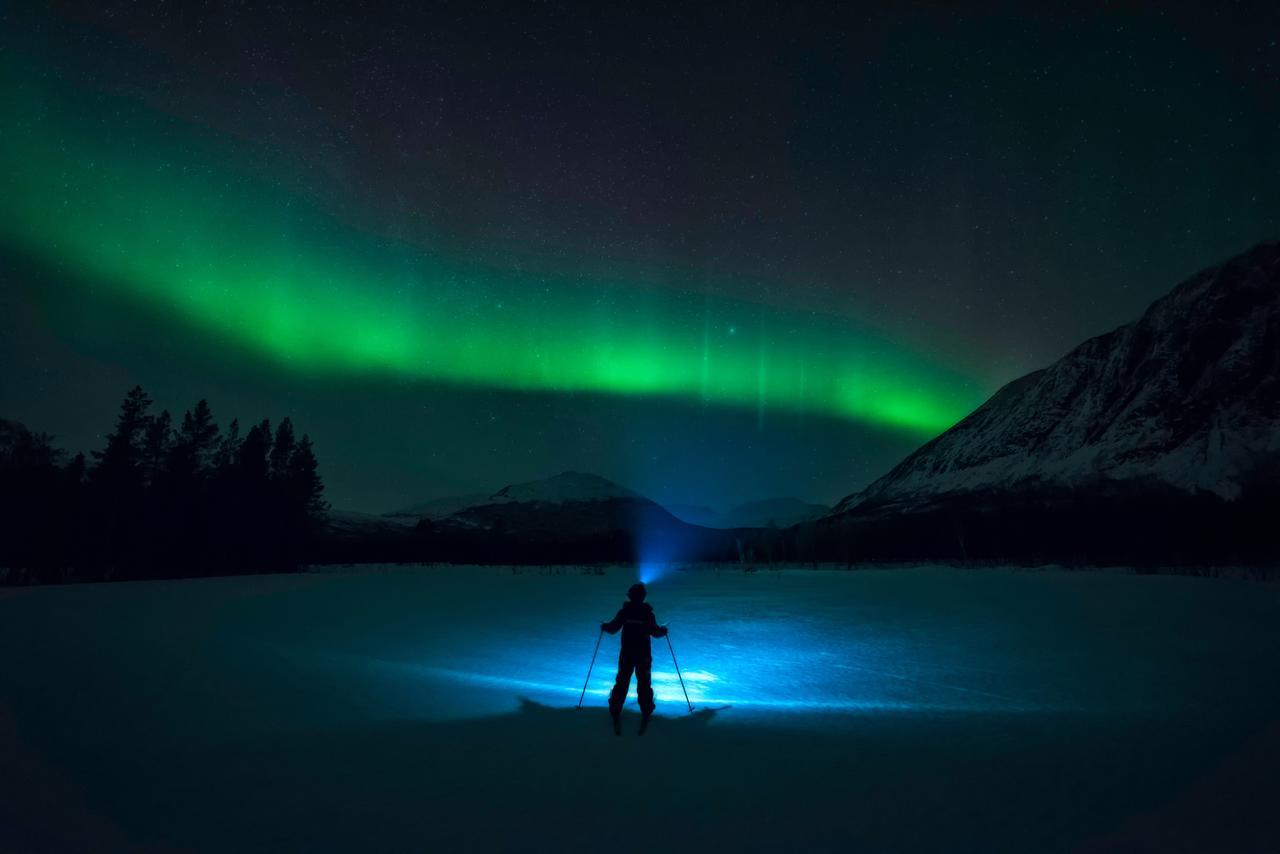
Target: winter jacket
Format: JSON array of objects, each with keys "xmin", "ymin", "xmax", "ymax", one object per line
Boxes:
[{"xmin": 601, "ymin": 600, "xmax": 667, "ymax": 657}]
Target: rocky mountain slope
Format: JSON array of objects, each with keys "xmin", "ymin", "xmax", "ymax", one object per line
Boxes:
[{"xmin": 835, "ymin": 241, "xmax": 1280, "ymax": 515}]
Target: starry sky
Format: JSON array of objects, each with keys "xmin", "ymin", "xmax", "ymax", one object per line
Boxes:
[{"xmin": 2, "ymin": 2, "xmax": 1277, "ymax": 512}]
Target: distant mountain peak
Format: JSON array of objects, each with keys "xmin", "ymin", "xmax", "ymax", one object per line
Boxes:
[
  {"xmin": 665, "ymin": 496, "xmax": 830, "ymax": 529},
  {"xmin": 488, "ymin": 471, "xmax": 640, "ymax": 505},
  {"xmin": 835, "ymin": 240, "xmax": 1280, "ymax": 514}
]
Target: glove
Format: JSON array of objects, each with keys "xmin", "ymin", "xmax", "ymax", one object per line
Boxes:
[{"xmin": 600, "ymin": 622, "xmax": 610, "ymax": 632}]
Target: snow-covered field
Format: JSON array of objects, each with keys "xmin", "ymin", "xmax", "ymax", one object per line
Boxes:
[{"xmin": 3, "ymin": 565, "xmax": 1279, "ymax": 852}]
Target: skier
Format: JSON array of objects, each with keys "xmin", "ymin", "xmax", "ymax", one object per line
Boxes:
[{"xmin": 600, "ymin": 582, "xmax": 668, "ymax": 735}]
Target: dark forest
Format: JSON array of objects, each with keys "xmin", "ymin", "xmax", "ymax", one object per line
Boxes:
[{"xmin": 0, "ymin": 387, "xmax": 325, "ymax": 583}]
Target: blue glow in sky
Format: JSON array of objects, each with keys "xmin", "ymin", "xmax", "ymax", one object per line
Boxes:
[{"xmin": 636, "ymin": 563, "xmax": 669, "ymax": 585}]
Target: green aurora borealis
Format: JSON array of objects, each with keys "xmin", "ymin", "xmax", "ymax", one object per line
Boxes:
[
  {"xmin": 4, "ymin": 3, "xmax": 1278, "ymax": 512},
  {"xmin": 1, "ymin": 51, "xmax": 979, "ymax": 436}
]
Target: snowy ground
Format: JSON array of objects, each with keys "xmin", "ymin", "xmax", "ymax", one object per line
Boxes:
[{"xmin": 2, "ymin": 565, "xmax": 1279, "ymax": 852}]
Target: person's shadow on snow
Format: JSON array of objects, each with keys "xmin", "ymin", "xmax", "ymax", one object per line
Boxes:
[{"xmin": 514, "ymin": 696, "xmax": 726, "ymax": 735}]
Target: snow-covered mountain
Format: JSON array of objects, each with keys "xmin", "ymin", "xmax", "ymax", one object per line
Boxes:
[
  {"xmin": 372, "ymin": 473, "xmax": 642, "ymax": 539},
  {"xmin": 440, "ymin": 472, "xmax": 666, "ymax": 536},
  {"xmin": 397, "ymin": 471, "xmax": 736, "ymax": 563},
  {"xmin": 386, "ymin": 475, "xmax": 828, "ymax": 533},
  {"xmin": 382, "ymin": 473, "xmax": 639, "ymax": 523},
  {"xmin": 325, "ymin": 471, "xmax": 736, "ymax": 563},
  {"xmin": 486, "ymin": 471, "xmax": 640, "ymax": 504},
  {"xmin": 834, "ymin": 241, "xmax": 1280, "ymax": 515}
]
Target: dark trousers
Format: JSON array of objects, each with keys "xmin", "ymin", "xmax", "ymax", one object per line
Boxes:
[{"xmin": 608, "ymin": 652, "xmax": 654, "ymax": 717}]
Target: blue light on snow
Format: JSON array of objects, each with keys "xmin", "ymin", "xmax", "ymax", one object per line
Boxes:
[
  {"xmin": 322, "ymin": 631, "xmax": 1037, "ymax": 720},
  {"xmin": 292, "ymin": 568, "xmax": 1044, "ymax": 724},
  {"xmin": 400, "ymin": 662, "xmax": 932, "ymax": 712}
]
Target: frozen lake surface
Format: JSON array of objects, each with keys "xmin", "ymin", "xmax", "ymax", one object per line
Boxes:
[{"xmin": 3, "ymin": 565, "xmax": 1279, "ymax": 851}]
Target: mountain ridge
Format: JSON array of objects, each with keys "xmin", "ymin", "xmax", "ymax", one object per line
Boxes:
[{"xmin": 834, "ymin": 241, "xmax": 1280, "ymax": 515}]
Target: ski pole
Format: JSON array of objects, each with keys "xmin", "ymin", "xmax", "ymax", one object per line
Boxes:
[
  {"xmin": 577, "ymin": 629, "xmax": 604, "ymax": 709},
  {"xmin": 665, "ymin": 633, "xmax": 694, "ymax": 713}
]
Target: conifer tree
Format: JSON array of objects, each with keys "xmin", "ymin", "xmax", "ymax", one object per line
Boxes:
[
  {"xmin": 173, "ymin": 399, "xmax": 220, "ymax": 475},
  {"xmin": 91, "ymin": 386, "xmax": 152, "ymax": 483},
  {"xmin": 269, "ymin": 418, "xmax": 296, "ymax": 480},
  {"xmin": 286, "ymin": 434, "xmax": 327, "ymax": 519},
  {"xmin": 141, "ymin": 410, "xmax": 172, "ymax": 487},
  {"xmin": 238, "ymin": 419, "xmax": 272, "ymax": 484},
  {"xmin": 213, "ymin": 418, "xmax": 241, "ymax": 469}
]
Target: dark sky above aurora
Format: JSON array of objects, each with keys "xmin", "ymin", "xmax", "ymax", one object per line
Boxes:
[{"xmin": 2, "ymin": 3, "xmax": 1278, "ymax": 513}]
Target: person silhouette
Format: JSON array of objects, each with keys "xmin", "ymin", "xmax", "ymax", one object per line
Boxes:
[{"xmin": 600, "ymin": 582, "xmax": 668, "ymax": 735}]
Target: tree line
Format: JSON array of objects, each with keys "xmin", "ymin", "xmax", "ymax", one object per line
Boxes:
[{"xmin": 0, "ymin": 386, "xmax": 326, "ymax": 584}]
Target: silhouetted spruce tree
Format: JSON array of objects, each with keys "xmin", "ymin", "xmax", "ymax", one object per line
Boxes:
[
  {"xmin": 155, "ymin": 400, "xmax": 222, "ymax": 576},
  {"xmin": 91, "ymin": 386, "xmax": 151, "ymax": 486},
  {"xmin": 277, "ymin": 433, "xmax": 327, "ymax": 564},
  {"xmin": 141, "ymin": 410, "xmax": 172, "ymax": 489},
  {"xmin": 0, "ymin": 421, "xmax": 66, "ymax": 580},
  {"xmin": 230, "ymin": 419, "xmax": 273, "ymax": 570},
  {"xmin": 287, "ymin": 435, "xmax": 326, "ymax": 518},
  {"xmin": 89, "ymin": 386, "xmax": 155, "ymax": 578},
  {"xmin": 239, "ymin": 419, "xmax": 272, "ymax": 483},
  {"xmin": 212, "ymin": 418, "xmax": 241, "ymax": 469},
  {"xmin": 60, "ymin": 451, "xmax": 88, "ymax": 572},
  {"xmin": 171, "ymin": 400, "xmax": 220, "ymax": 479},
  {"xmin": 64, "ymin": 452, "xmax": 86, "ymax": 490},
  {"xmin": 270, "ymin": 418, "xmax": 296, "ymax": 479},
  {"xmin": 265, "ymin": 418, "xmax": 302, "ymax": 565}
]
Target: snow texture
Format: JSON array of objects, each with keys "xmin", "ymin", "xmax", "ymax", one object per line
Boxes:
[{"xmin": 2, "ymin": 565, "xmax": 1278, "ymax": 852}]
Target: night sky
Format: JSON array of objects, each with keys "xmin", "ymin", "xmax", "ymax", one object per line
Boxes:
[{"xmin": 2, "ymin": 2, "xmax": 1277, "ymax": 512}]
